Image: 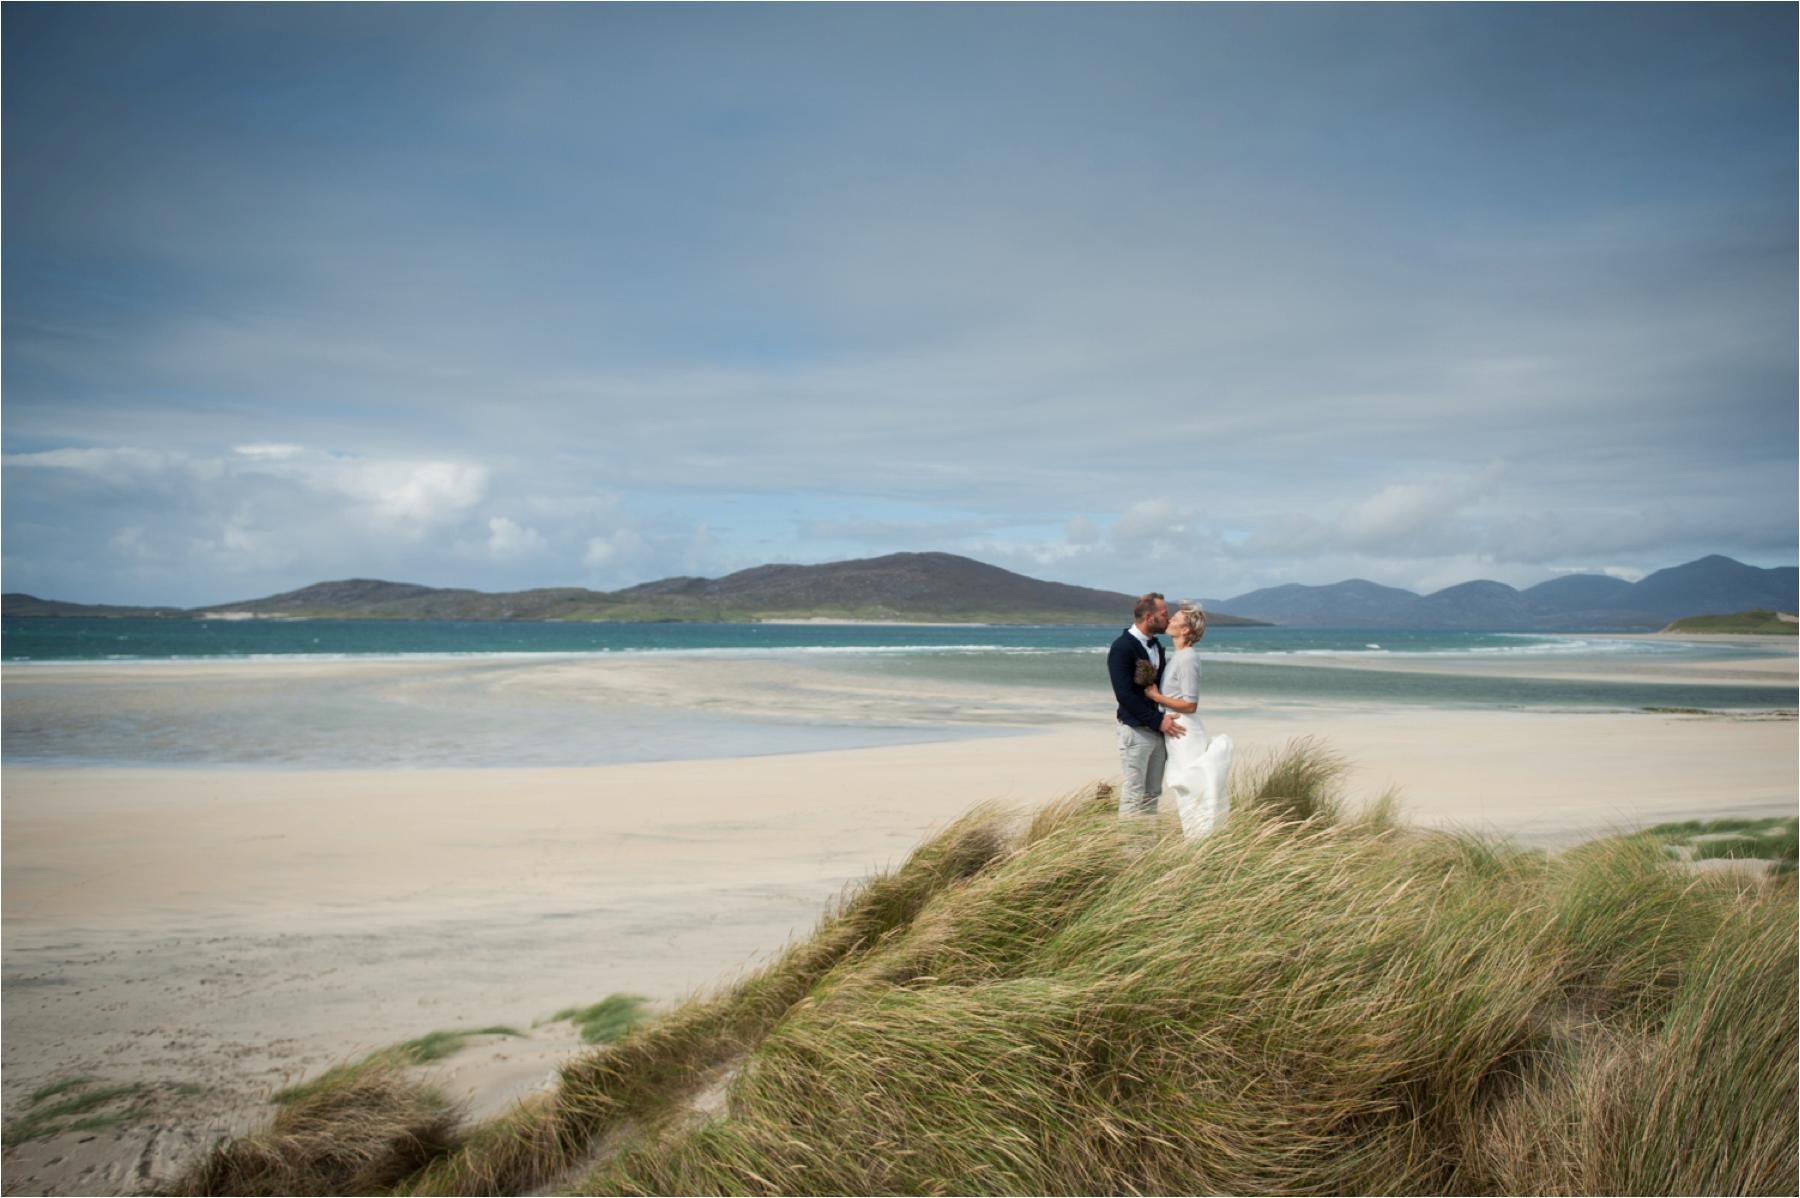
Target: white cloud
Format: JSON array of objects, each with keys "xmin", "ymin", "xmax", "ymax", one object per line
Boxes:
[
  {"xmin": 583, "ymin": 529, "xmax": 646, "ymax": 569},
  {"xmin": 1333, "ymin": 463, "xmax": 1503, "ymax": 554},
  {"xmin": 8, "ymin": 444, "xmax": 488, "ymax": 529},
  {"xmin": 290, "ymin": 457, "xmax": 489, "ymax": 527},
  {"xmin": 484, "ymin": 516, "xmax": 547, "ymax": 559},
  {"xmin": 1112, "ymin": 498, "xmax": 1179, "ymax": 544},
  {"xmin": 1065, "ymin": 515, "xmax": 1100, "ymax": 545},
  {"xmin": 7, "ymin": 447, "xmax": 176, "ymax": 474},
  {"xmin": 1548, "ymin": 564, "xmax": 1647, "ymax": 583}
]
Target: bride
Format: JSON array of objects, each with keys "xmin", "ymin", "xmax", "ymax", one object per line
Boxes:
[{"xmin": 1144, "ymin": 601, "xmax": 1234, "ymax": 838}]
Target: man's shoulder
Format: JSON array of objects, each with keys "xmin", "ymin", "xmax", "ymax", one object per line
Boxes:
[{"xmin": 1109, "ymin": 628, "xmax": 1137, "ymax": 650}]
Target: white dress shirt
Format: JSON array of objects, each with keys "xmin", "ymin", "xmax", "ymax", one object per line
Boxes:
[{"xmin": 1128, "ymin": 624, "xmax": 1162, "ymax": 672}]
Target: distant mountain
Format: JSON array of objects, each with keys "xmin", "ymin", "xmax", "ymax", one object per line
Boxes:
[
  {"xmin": 7, "ymin": 553, "xmax": 1267, "ymax": 627},
  {"xmin": 1409, "ymin": 580, "xmax": 1540, "ymax": 629},
  {"xmin": 1629, "ymin": 555, "xmax": 1798, "ymax": 618},
  {"xmin": 1219, "ymin": 555, "xmax": 1798, "ymax": 630},
  {"xmin": 0, "ymin": 594, "xmax": 186, "ymax": 619},
  {"xmin": 1212, "ymin": 579, "xmax": 1419, "ymax": 626},
  {"xmin": 1519, "ymin": 573, "xmax": 1634, "ymax": 608},
  {"xmin": 10, "ymin": 552, "xmax": 1793, "ymax": 631},
  {"xmin": 609, "ymin": 553, "xmax": 1260, "ymax": 625}
]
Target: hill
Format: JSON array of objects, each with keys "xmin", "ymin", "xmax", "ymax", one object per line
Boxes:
[
  {"xmin": 1662, "ymin": 609, "xmax": 1799, "ymax": 636},
  {"xmin": 1214, "ymin": 578, "xmax": 1418, "ymax": 626},
  {"xmin": 1220, "ymin": 555, "xmax": 1798, "ymax": 630},
  {"xmin": 0, "ymin": 594, "xmax": 185, "ymax": 619},
  {"xmin": 607, "ymin": 552, "xmax": 1263, "ymax": 624},
  {"xmin": 4, "ymin": 554, "xmax": 1266, "ymax": 626},
  {"xmin": 9, "ymin": 552, "xmax": 1793, "ymax": 631},
  {"xmin": 171, "ymin": 745, "xmax": 1798, "ymax": 1197}
]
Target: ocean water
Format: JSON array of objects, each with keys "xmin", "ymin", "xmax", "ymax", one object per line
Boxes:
[
  {"xmin": 2, "ymin": 618, "xmax": 1792, "ymax": 769},
  {"xmin": 1, "ymin": 615, "xmax": 1787, "ymax": 665}
]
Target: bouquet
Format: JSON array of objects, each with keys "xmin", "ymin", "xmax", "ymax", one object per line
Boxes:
[{"xmin": 1133, "ymin": 659, "xmax": 1157, "ymax": 687}]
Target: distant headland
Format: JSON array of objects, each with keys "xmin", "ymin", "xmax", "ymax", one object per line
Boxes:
[{"xmin": 3, "ymin": 550, "xmax": 1794, "ymax": 631}]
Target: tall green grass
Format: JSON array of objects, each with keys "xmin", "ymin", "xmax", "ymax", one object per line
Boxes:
[
  {"xmin": 548, "ymin": 994, "xmax": 651, "ymax": 1045},
  {"xmin": 169, "ymin": 741, "xmax": 1798, "ymax": 1196}
]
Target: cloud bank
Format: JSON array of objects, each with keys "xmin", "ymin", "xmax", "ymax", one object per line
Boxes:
[{"xmin": 3, "ymin": 5, "xmax": 1793, "ymax": 605}]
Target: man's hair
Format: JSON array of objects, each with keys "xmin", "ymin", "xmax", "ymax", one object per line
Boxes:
[{"xmin": 1133, "ymin": 592, "xmax": 1165, "ymax": 621}]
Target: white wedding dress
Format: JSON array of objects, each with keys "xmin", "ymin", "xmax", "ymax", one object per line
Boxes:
[{"xmin": 1161, "ymin": 647, "xmax": 1234, "ymax": 839}]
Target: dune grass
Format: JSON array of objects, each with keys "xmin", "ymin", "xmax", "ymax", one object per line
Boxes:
[
  {"xmin": 1633, "ymin": 815, "xmax": 1798, "ymax": 872},
  {"xmin": 168, "ymin": 738, "xmax": 1798, "ymax": 1196},
  {"xmin": 169, "ymin": 1067, "xmax": 461, "ymax": 1196},
  {"xmin": 3, "ymin": 1080, "xmax": 148, "ymax": 1147},
  {"xmin": 548, "ymin": 994, "xmax": 651, "ymax": 1044},
  {"xmin": 271, "ymin": 1026, "xmax": 521, "ymax": 1106}
]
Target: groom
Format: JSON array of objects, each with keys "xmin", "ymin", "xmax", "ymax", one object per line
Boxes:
[{"xmin": 1108, "ymin": 592, "xmax": 1186, "ymax": 818}]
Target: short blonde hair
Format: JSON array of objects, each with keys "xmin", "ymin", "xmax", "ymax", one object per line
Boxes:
[{"xmin": 1170, "ymin": 600, "xmax": 1206, "ymax": 638}]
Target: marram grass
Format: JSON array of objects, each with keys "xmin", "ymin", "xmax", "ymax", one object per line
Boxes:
[{"xmin": 169, "ymin": 739, "xmax": 1798, "ymax": 1196}]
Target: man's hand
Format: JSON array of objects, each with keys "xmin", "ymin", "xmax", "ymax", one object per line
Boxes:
[{"xmin": 1160, "ymin": 714, "xmax": 1186, "ymax": 738}]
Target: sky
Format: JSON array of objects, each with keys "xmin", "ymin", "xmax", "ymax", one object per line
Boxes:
[{"xmin": 4, "ymin": 3, "xmax": 1795, "ymax": 607}]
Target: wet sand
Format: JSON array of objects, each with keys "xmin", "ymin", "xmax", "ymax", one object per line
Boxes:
[{"xmin": 3, "ymin": 654, "xmax": 1796, "ymax": 1194}]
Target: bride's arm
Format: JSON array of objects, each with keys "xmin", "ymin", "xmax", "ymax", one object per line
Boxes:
[{"xmin": 1142, "ymin": 683, "xmax": 1197, "ymax": 714}]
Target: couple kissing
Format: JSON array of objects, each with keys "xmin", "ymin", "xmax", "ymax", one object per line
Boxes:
[{"xmin": 1108, "ymin": 591, "xmax": 1234, "ymax": 838}]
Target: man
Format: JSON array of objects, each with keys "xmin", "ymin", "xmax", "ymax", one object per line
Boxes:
[{"xmin": 1108, "ymin": 592, "xmax": 1186, "ymax": 818}]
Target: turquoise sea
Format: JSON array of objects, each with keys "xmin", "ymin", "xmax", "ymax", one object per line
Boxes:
[
  {"xmin": 0, "ymin": 616, "xmax": 1662, "ymax": 662},
  {"xmin": 3, "ymin": 617, "xmax": 1793, "ymax": 769},
  {"xmin": 1, "ymin": 616, "xmax": 1791, "ymax": 674}
]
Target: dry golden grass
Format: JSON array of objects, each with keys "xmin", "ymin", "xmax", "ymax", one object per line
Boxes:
[
  {"xmin": 169, "ymin": 1066, "xmax": 458, "ymax": 1196},
  {"xmin": 167, "ymin": 744, "xmax": 1798, "ymax": 1196}
]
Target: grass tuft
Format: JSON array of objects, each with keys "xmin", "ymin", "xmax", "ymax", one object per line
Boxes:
[
  {"xmin": 550, "ymin": 995, "xmax": 651, "ymax": 1045},
  {"xmin": 1233, "ymin": 734, "xmax": 1348, "ymax": 824},
  {"xmin": 3, "ymin": 1081, "xmax": 147, "ymax": 1146},
  {"xmin": 27, "ymin": 1075, "xmax": 101, "ymax": 1105},
  {"xmin": 271, "ymin": 1026, "xmax": 521, "ymax": 1105},
  {"xmin": 1631, "ymin": 815, "xmax": 1798, "ymax": 869},
  {"xmin": 168, "ymin": 1066, "xmax": 459, "ymax": 1196}
]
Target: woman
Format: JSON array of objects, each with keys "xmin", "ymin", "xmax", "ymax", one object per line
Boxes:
[{"xmin": 1144, "ymin": 601, "xmax": 1234, "ymax": 839}]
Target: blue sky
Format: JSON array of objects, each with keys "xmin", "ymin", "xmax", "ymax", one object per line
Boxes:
[{"xmin": 4, "ymin": 3, "xmax": 1795, "ymax": 606}]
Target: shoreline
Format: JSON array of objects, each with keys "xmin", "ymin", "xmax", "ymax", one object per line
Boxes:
[{"xmin": 754, "ymin": 617, "xmax": 994, "ymax": 626}]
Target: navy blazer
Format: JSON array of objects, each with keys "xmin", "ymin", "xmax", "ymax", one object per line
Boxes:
[{"xmin": 1108, "ymin": 627, "xmax": 1167, "ymax": 731}]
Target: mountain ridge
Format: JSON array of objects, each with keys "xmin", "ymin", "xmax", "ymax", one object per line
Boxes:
[
  {"xmin": 1218, "ymin": 555, "xmax": 1797, "ymax": 629},
  {"xmin": 2, "ymin": 552, "xmax": 1266, "ymax": 626},
  {"xmin": 5, "ymin": 552, "xmax": 1794, "ymax": 630}
]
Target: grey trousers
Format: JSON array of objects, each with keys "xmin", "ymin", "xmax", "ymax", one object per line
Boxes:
[{"xmin": 1116, "ymin": 722, "xmax": 1166, "ymax": 817}]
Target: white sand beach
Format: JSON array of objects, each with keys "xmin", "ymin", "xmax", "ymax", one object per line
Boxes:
[{"xmin": 3, "ymin": 651, "xmax": 1796, "ymax": 1194}]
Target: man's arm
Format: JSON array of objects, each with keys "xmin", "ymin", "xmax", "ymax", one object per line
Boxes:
[
  {"xmin": 1107, "ymin": 638, "xmax": 1139, "ymax": 709},
  {"xmin": 1108, "ymin": 639, "xmax": 1168, "ymax": 730}
]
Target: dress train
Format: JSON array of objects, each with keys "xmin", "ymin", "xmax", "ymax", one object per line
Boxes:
[{"xmin": 1166, "ymin": 713, "xmax": 1233, "ymax": 839}]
